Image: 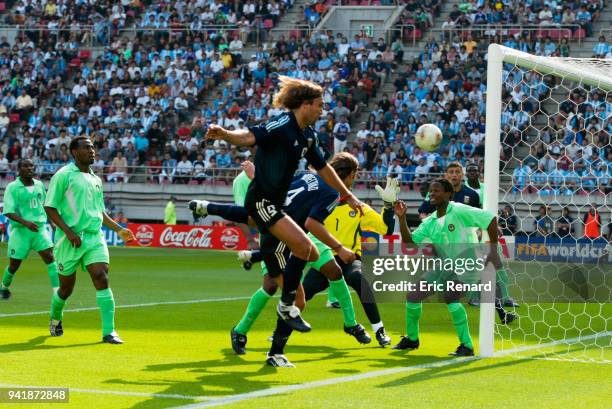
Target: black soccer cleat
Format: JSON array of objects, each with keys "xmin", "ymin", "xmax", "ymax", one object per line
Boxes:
[
  {"xmin": 102, "ymin": 332, "xmax": 124, "ymax": 344},
  {"xmin": 503, "ymin": 298, "xmax": 520, "ymax": 308},
  {"xmin": 501, "ymin": 311, "xmax": 518, "ymax": 325},
  {"xmin": 1, "ymin": 288, "xmax": 11, "ymax": 300},
  {"xmin": 276, "ymin": 303, "xmax": 311, "ymax": 333},
  {"xmin": 391, "ymin": 336, "xmax": 419, "ymax": 350},
  {"xmin": 231, "ymin": 327, "xmax": 247, "ymax": 355},
  {"xmin": 49, "ymin": 320, "xmax": 63, "ymax": 337},
  {"xmin": 375, "ymin": 327, "xmax": 392, "ymax": 347},
  {"xmin": 237, "ymin": 251, "xmax": 253, "ymax": 271},
  {"xmin": 266, "ymin": 354, "xmax": 295, "ymax": 368},
  {"xmin": 449, "ymin": 344, "xmax": 474, "ymax": 356},
  {"xmin": 344, "ymin": 324, "xmax": 372, "ymax": 344}
]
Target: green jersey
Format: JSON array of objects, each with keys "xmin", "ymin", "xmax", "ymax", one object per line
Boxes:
[
  {"xmin": 3, "ymin": 177, "xmax": 47, "ymax": 228},
  {"xmin": 232, "ymin": 171, "xmax": 252, "ymax": 206},
  {"xmin": 412, "ymin": 202, "xmax": 494, "ymax": 258},
  {"xmin": 45, "ymin": 163, "xmax": 105, "ymax": 234}
]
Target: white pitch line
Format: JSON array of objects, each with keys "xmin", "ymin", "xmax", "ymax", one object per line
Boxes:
[
  {"xmin": 0, "ymin": 296, "xmax": 253, "ymax": 318},
  {"xmin": 171, "ymin": 331, "xmax": 612, "ymax": 409},
  {"xmin": 0, "ymin": 384, "xmax": 211, "ymax": 401},
  {"xmin": 171, "ymin": 357, "xmax": 481, "ymax": 409}
]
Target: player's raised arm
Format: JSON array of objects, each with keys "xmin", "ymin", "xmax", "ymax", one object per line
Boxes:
[
  {"xmin": 205, "ymin": 124, "xmax": 255, "ymax": 147},
  {"xmin": 304, "ymin": 217, "xmax": 355, "ymax": 264},
  {"xmin": 394, "ymin": 201, "xmax": 415, "ymax": 244},
  {"xmin": 317, "ymin": 164, "xmax": 363, "ymax": 215}
]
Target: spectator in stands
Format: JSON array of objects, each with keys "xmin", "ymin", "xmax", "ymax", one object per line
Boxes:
[
  {"xmin": 593, "ymin": 36, "xmax": 609, "ymax": 57},
  {"xmin": 535, "ymin": 205, "xmax": 554, "ymax": 237},
  {"xmin": 175, "ymin": 154, "xmax": 193, "ymax": 184},
  {"xmin": 499, "ymin": 205, "xmax": 518, "ymax": 236},
  {"xmin": 160, "ymin": 152, "xmax": 177, "ymax": 184},
  {"xmin": 108, "ymin": 151, "xmax": 129, "ymax": 183},
  {"xmin": 146, "ymin": 154, "xmax": 162, "ymax": 184},
  {"xmin": 583, "ymin": 205, "xmax": 602, "ymax": 239},
  {"xmin": 556, "ymin": 207, "xmax": 575, "ymax": 238},
  {"xmin": 333, "ymin": 115, "xmax": 350, "ymax": 154}
]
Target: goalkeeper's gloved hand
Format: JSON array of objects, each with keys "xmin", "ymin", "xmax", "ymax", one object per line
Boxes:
[{"xmin": 375, "ymin": 177, "xmax": 400, "ymax": 208}]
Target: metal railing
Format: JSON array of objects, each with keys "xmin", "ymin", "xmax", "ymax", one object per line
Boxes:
[
  {"xmin": 1, "ymin": 25, "xmax": 97, "ymax": 48},
  {"xmin": 430, "ymin": 24, "xmax": 581, "ymax": 46}
]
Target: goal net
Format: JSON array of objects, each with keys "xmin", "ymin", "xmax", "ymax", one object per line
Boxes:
[{"xmin": 480, "ymin": 44, "xmax": 612, "ymax": 363}]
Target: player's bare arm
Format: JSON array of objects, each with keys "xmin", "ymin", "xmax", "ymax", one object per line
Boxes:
[
  {"xmin": 304, "ymin": 217, "xmax": 355, "ymax": 264},
  {"xmin": 102, "ymin": 212, "xmax": 135, "ymax": 243},
  {"xmin": 4, "ymin": 213, "xmax": 38, "ymax": 232},
  {"xmin": 205, "ymin": 124, "xmax": 255, "ymax": 147},
  {"xmin": 44, "ymin": 206, "xmax": 81, "ymax": 248}
]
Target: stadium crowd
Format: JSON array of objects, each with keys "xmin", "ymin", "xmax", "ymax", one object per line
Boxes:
[{"xmin": 0, "ymin": 0, "xmax": 609, "ymax": 199}]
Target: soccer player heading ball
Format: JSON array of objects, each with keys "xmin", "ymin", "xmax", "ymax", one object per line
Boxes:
[{"xmin": 205, "ymin": 76, "xmax": 363, "ymax": 332}]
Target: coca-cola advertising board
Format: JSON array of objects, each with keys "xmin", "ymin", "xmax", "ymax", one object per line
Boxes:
[{"xmin": 126, "ymin": 224, "xmax": 248, "ymax": 250}]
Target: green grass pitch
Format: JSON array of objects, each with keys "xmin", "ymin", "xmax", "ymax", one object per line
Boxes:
[{"xmin": 0, "ymin": 247, "xmax": 610, "ymax": 409}]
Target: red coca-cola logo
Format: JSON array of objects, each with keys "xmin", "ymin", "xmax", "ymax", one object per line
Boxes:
[
  {"xmin": 135, "ymin": 225, "xmax": 154, "ymax": 247},
  {"xmin": 160, "ymin": 226, "xmax": 213, "ymax": 248},
  {"xmin": 220, "ymin": 227, "xmax": 240, "ymax": 250}
]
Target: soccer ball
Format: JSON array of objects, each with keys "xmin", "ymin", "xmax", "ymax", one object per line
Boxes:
[{"xmin": 415, "ymin": 124, "xmax": 443, "ymax": 152}]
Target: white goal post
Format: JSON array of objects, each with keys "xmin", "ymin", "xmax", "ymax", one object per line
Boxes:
[{"xmin": 480, "ymin": 44, "xmax": 612, "ymax": 359}]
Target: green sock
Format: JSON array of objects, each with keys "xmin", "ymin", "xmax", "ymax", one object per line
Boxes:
[
  {"xmin": 234, "ymin": 287, "xmax": 271, "ymax": 335},
  {"xmin": 47, "ymin": 262, "xmax": 59, "ymax": 289},
  {"xmin": 405, "ymin": 302, "xmax": 422, "ymax": 341},
  {"xmin": 497, "ymin": 268, "xmax": 510, "ymax": 300},
  {"xmin": 328, "ymin": 278, "xmax": 357, "ymax": 327},
  {"xmin": 96, "ymin": 288, "xmax": 116, "ymax": 336},
  {"xmin": 327, "ymin": 288, "xmax": 338, "ymax": 304},
  {"xmin": 1, "ymin": 266, "xmax": 14, "ymax": 289},
  {"xmin": 447, "ymin": 302, "xmax": 473, "ymax": 349},
  {"xmin": 50, "ymin": 291, "xmax": 66, "ymax": 321}
]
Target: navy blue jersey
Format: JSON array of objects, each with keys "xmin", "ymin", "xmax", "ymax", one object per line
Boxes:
[
  {"xmin": 418, "ymin": 185, "xmax": 480, "ymax": 215},
  {"xmin": 284, "ymin": 172, "xmax": 339, "ymax": 229},
  {"xmin": 249, "ymin": 111, "xmax": 327, "ymax": 205}
]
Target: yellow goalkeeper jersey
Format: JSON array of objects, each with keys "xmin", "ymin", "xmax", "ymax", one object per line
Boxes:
[{"xmin": 324, "ymin": 203, "xmax": 389, "ymax": 256}]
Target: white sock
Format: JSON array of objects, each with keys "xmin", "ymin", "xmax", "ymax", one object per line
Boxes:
[{"xmin": 371, "ymin": 321, "xmax": 384, "ymax": 332}]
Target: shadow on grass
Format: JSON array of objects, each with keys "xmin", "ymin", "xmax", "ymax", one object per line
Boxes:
[
  {"xmin": 0, "ymin": 335, "xmax": 101, "ymax": 353},
  {"xmin": 377, "ymin": 344, "xmax": 589, "ymax": 389},
  {"xmin": 100, "ymin": 345, "xmax": 441, "ymax": 409}
]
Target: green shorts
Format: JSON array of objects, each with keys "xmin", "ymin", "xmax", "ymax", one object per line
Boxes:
[
  {"xmin": 260, "ymin": 233, "xmax": 334, "ymax": 276},
  {"xmin": 7, "ymin": 226, "xmax": 53, "ymax": 260},
  {"xmin": 54, "ymin": 230, "xmax": 109, "ymax": 276}
]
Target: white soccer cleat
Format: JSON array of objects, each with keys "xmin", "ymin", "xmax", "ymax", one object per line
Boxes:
[
  {"xmin": 188, "ymin": 200, "xmax": 209, "ymax": 217},
  {"xmin": 266, "ymin": 354, "xmax": 295, "ymax": 368}
]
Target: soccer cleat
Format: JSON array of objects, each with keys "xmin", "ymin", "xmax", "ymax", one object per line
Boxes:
[
  {"xmin": 231, "ymin": 327, "xmax": 247, "ymax": 355},
  {"xmin": 344, "ymin": 324, "xmax": 372, "ymax": 344},
  {"xmin": 375, "ymin": 327, "xmax": 392, "ymax": 347},
  {"xmin": 237, "ymin": 250, "xmax": 253, "ymax": 270},
  {"xmin": 276, "ymin": 302, "xmax": 311, "ymax": 332},
  {"xmin": 326, "ymin": 300, "xmax": 341, "ymax": 309},
  {"xmin": 49, "ymin": 320, "xmax": 63, "ymax": 337},
  {"xmin": 468, "ymin": 297, "xmax": 480, "ymax": 307},
  {"xmin": 266, "ymin": 354, "xmax": 295, "ymax": 368},
  {"xmin": 503, "ymin": 298, "xmax": 520, "ymax": 308},
  {"xmin": 449, "ymin": 344, "xmax": 474, "ymax": 356},
  {"xmin": 1, "ymin": 288, "xmax": 11, "ymax": 300},
  {"xmin": 391, "ymin": 336, "xmax": 419, "ymax": 350},
  {"xmin": 188, "ymin": 200, "xmax": 209, "ymax": 218},
  {"xmin": 501, "ymin": 311, "xmax": 518, "ymax": 325},
  {"xmin": 102, "ymin": 332, "xmax": 124, "ymax": 344}
]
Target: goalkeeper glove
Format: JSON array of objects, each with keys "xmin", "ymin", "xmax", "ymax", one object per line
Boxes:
[{"xmin": 375, "ymin": 177, "xmax": 400, "ymax": 208}]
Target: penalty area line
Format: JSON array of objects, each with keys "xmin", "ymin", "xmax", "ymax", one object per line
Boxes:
[
  {"xmin": 170, "ymin": 331, "xmax": 612, "ymax": 409},
  {"xmin": 0, "ymin": 296, "xmax": 253, "ymax": 318}
]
